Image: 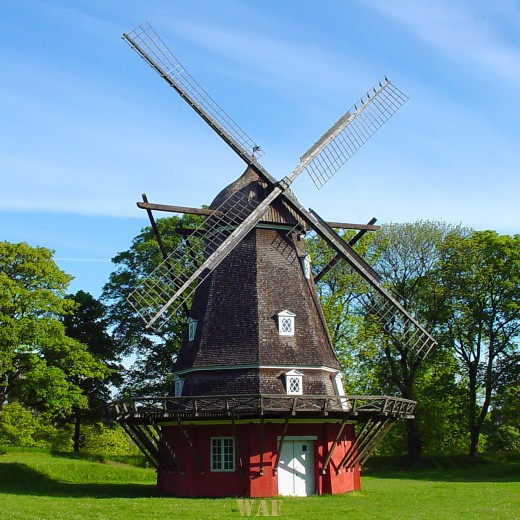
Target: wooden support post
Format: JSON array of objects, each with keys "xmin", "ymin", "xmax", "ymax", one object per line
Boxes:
[
  {"xmin": 126, "ymin": 422, "xmax": 163, "ymax": 469},
  {"xmin": 177, "ymin": 420, "xmax": 205, "ymax": 475},
  {"xmin": 231, "ymin": 415, "xmax": 243, "ymax": 475},
  {"xmin": 151, "ymin": 424, "xmax": 185, "ymax": 474},
  {"xmin": 338, "ymin": 419, "xmax": 390, "ymax": 472},
  {"xmin": 321, "ymin": 419, "xmax": 348, "ymax": 475},
  {"xmin": 141, "ymin": 194, "xmax": 190, "ymax": 318},
  {"xmin": 137, "ymin": 201, "xmax": 381, "ymax": 231},
  {"xmin": 118, "ymin": 421, "xmax": 158, "ymax": 469},
  {"xmin": 259, "ymin": 416, "xmax": 265, "ymax": 476},
  {"xmin": 337, "ymin": 419, "xmax": 373, "ymax": 473},
  {"xmin": 142, "ymin": 194, "xmax": 168, "ymax": 260},
  {"xmin": 273, "ymin": 416, "xmax": 290, "ymax": 476},
  {"xmin": 355, "ymin": 419, "xmax": 395, "ymax": 467}
]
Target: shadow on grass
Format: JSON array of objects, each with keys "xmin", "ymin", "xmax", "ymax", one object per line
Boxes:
[
  {"xmin": 0, "ymin": 462, "xmax": 156, "ymax": 498},
  {"xmin": 363, "ymin": 455, "xmax": 520, "ymax": 483}
]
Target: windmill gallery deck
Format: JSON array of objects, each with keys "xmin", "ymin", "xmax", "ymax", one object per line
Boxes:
[{"xmin": 111, "ymin": 22, "xmax": 436, "ymax": 497}]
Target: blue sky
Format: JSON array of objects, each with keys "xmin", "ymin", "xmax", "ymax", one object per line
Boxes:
[{"xmin": 2, "ymin": 0, "xmax": 519, "ymax": 298}]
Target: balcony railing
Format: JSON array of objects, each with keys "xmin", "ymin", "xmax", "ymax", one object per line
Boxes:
[{"xmin": 112, "ymin": 394, "xmax": 416, "ymax": 421}]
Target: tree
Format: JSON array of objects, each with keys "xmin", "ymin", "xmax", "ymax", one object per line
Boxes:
[
  {"xmin": 364, "ymin": 221, "xmax": 469, "ymax": 461},
  {"xmin": 0, "ymin": 242, "xmax": 108, "ymax": 420},
  {"xmin": 311, "ymin": 221, "xmax": 468, "ymax": 461},
  {"xmin": 102, "ymin": 214, "xmax": 202, "ymax": 397},
  {"xmin": 439, "ymin": 231, "xmax": 520, "ymax": 456},
  {"xmin": 62, "ymin": 290, "xmax": 123, "ymax": 451}
]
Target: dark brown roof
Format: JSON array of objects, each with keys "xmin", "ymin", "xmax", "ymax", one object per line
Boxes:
[{"xmin": 210, "ymin": 167, "xmax": 306, "ymax": 228}]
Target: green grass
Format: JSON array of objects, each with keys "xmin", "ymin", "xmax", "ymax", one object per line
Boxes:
[{"xmin": 0, "ymin": 449, "xmax": 518, "ymax": 519}]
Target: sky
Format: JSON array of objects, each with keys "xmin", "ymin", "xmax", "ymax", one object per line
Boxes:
[{"xmin": 2, "ymin": 0, "xmax": 519, "ymax": 298}]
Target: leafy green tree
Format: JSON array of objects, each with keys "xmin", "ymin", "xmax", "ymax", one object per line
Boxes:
[
  {"xmin": 364, "ymin": 221, "xmax": 468, "ymax": 461},
  {"xmin": 0, "ymin": 242, "xmax": 108, "ymax": 420},
  {"xmin": 62, "ymin": 290, "xmax": 123, "ymax": 451},
  {"xmin": 439, "ymin": 231, "xmax": 520, "ymax": 456},
  {"xmin": 102, "ymin": 214, "xmax": 202, "ymax": 396},
  {"xmin": 311, "ymin": 221, "xmax": 468, "ymax": 461}
]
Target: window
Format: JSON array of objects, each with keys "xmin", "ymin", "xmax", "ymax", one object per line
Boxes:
[
  {"xmin": 188, "ymin": 318, "xmax": 198, "ymax": 341},
  {"xmin": 211, "ymin": 437, "xmax": 235, "ymax": 472},
  {"xmin": 174, "ymin": 377, "xmax": 184, "ymax": 397},
  {"xmin": 277, "ymin": 310, "xmax": 295, "ymax": 336},
  {"xmin": 285, "ymin": 369, "xmax": 303, "ymax": 395},
  {"xmin": 302, "ymin": 254, "xmax": 312, "ymax": 280}
]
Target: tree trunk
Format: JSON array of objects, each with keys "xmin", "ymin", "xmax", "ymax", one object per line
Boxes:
[
  {"xmin": 469, "ymin": 425, "xmax": 480, "ymax": 457},
  {"xmin": 406, "ymin": 419, "xmax": 421, "ymax": 464},
  {"xmin": 0, "ymin": 389, "xmax": 6, "ymax": 414},
  {"xmin": 467, "ymin": 362, "xmax": 478, "ymax": 457},
  {"xmin": 0, "ymin": 373, "xmax": 12, "ymax": 415},
  {"xmin": 73, "ymin": 415, "xmax": 81, "ymax": 453}
]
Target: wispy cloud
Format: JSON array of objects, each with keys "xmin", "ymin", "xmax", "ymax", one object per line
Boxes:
[
  {"xmin": 355, "ymin": 0, "xmax": 520, "ymax": 88},
  {"xmin": 161, "ymin": 16, "xmax": 373, "ymax": 102}
]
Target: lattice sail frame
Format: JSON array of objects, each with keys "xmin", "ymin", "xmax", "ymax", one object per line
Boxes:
[
  {"xmin": 301, "ymin": 80, "xmax": 408, "ymax": 189},
  {"xmin": 125, "ymin": 75, "xmax": 407, "ymax": 328},
  {"xmin": 127, "ymin": 186, "xmax": 263, "ymax": 328},
  {"xmin": 122, "ymin": 22, "xmax": 264, "ymax": 160}
]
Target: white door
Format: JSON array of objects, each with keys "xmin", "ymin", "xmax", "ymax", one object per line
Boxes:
[{"xmin": 278, "ymin": 440, "xmax": 315, "ymax": 496}]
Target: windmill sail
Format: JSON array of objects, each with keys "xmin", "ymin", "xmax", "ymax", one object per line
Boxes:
[
  {"xmin": 122, "ymin": 22, "xmax": 263, "ymax": 163},
  {"xmin": 301, "ymin": 80, "xmax": 408, "ymax": 189}
]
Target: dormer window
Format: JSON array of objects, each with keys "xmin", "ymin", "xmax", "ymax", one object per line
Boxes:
[
  {"xmin": 188, "ymin": 318, "xmax": 198, "ymax": 341},
  {"xmin": 302, "ymin": 254, "xmax": 312, "ymax": 280},
  {"xmin": 285, "ymin": 369, "xmax": 303, "ymax": 395},
  {"xmin": 277, "ymin": 310, "xmax": 295, "ymax": 336},
  {"xmin": 173, "ymin": 376, "xmax": 184, "ymax": 397}
]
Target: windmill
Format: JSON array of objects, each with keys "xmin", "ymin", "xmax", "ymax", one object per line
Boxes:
[{"xmin": 113, "ymin": 22, "xmax": 437, "ymax": 498}]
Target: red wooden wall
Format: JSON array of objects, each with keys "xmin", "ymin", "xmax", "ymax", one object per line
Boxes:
[{"xmin": 156, "ymin": 421, "xmax": 361, "ymax": 497}]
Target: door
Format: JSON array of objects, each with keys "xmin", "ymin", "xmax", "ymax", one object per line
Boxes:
[{"xmin": 278, "ymin": 440, "xmax": 315, "ymax": 496}]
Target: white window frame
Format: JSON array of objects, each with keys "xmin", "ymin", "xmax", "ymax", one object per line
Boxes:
[
  {"xmin": 285, "ymin": 369, "xmax": 303, "ymax": 396},
  {"xmin": 210, "ymin": 437, "xmax": 235, "ymax": 472},
  {"xmin": 188, "ymin": 318, "xmax": 198, "ymax": 341},
  {"xmin": 302, "ymin": 254, "xmax": 312, "ymax": 280},
  {"xmin": 278, "ymin": 310, "xmax": 295, "ymax": 336},
  {"xmin": 173, "ymin": 377, "xmax": 184, "ymax": 397}
]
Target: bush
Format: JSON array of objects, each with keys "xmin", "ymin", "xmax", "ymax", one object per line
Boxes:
[
  {"xmin": 81, "ymin": 423, "xmax": 139, "ymax": 457},
  {"xmin": 0, "ymin": 402, "xmax": 38, "ymax": 446},
  {"xmin": 0, "ymin": 402, "xmax": 72, "ymax": 450}
]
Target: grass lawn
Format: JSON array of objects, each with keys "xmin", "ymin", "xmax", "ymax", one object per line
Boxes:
[{"xmin": 0, "ymin": 449, "xmax": 518, "ymax": 519}]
